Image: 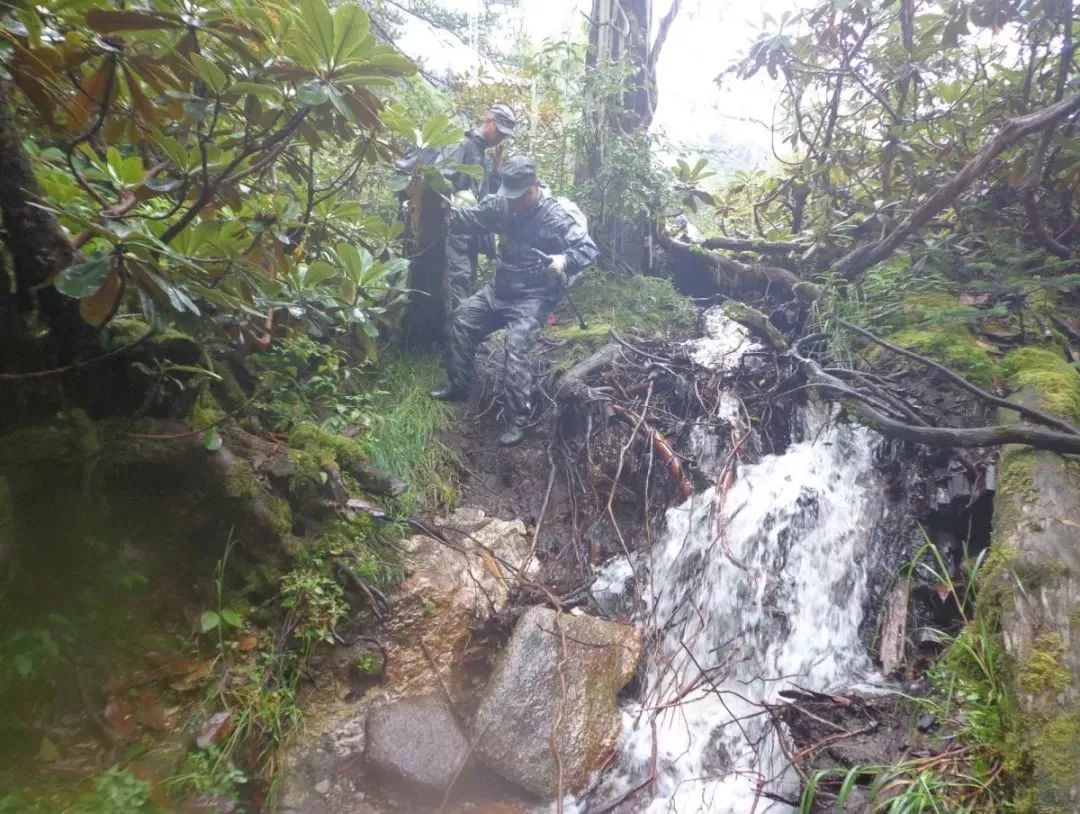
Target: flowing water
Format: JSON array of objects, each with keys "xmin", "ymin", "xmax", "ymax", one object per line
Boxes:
[{"xmin": 584, "ymin": 312, "xmax": 888, "ymax": 813}]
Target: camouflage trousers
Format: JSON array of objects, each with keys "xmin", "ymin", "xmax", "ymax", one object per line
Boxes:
[
  {"xmin": 445, "ymin": 285, "xmax": 556, "ymax": 420},
  {"xmin": 445, "ymin": 233, "xmax": 478, "ymax": 312}
]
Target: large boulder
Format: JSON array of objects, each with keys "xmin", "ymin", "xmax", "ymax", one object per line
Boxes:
[
  {"xmin": 278, "ymin": 507, "xmax": 536, "ymax": 811},
  {"xmin": 365, "ymin": 695, "xmax": 469, "ymax": 795},
  {"xmin": 471, "ymin": 606, "xmax": 641, "ymax": 798}
]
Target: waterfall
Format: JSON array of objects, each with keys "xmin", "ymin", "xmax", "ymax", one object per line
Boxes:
[{"xmin": 584, "ymin": 312, "xmax": 888, "ymax": 813}]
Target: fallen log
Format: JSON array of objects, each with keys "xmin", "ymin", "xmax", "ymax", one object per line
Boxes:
[{"xmin": 722, "ymin": 301, "xmax": 1080, "ymax": 456}]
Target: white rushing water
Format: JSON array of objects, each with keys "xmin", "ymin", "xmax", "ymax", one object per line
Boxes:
[{"xmin": 582, "ymin": 311, "xmax": 887, "ymax": 813}]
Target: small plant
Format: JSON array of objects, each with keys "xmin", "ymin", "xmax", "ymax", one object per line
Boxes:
[
  {"xmin": 354, "ymin": 653, "xmax": 380, "ymax": 674},
  {"xmin": 66, "ymin": 767, "xmax": 155, "ymax": 813},
  {"xmin": 252, "ymin": 334, "xmax": 378, "ymax": 433},
  {"xmin": 419, "ymin": 595, "xmax": 437, "ymax": 617},
  {"xmin": 280, "ymin": 559, "xmax": 348, "ymax": 649},
  {"xmin": 200, "ymin": 532, "xmax": 245, "ymax": 652},
  {"xmin": 167, "ymin": 745, "xmax": 247, "ymax": 804}
]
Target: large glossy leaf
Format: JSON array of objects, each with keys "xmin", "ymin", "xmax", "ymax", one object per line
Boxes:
[
  {"xmin": 55, "ymin": 257, "xmax": 111, "ymax": 298},
  {"xmin": 299, "ymin": 0, "xmax": 335, "ymax": 65},
  {"xmin": 189, "ymin": 53, "xmax": 227, "ymax": 94},
  {"xmin": 303, "ymin": 260, "xmax": 338, "ymax": 288},
  {"xmin": 297, "ymin": 79, "xmax": 330, "ymax": 107},
  {"xmin": 331, "ymin": 5, "xmax": 370, "ymax": 67},
  {"xmin": 79, "ymin": 271, "xmax": 123, "ymax": 326}
]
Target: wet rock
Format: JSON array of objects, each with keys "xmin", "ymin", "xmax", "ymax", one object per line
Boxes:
[
  {"xmin": 386, "ymin": 507, "xmax": 537, "ymax": 695},
  {"xmin": 471, "ymin": 606, "xmax": 641, "ymax": 798},
  {"xmin": 366, "ymin": 695, "xmax": 469, "ymax": 794},
  {"xmin": 280, "ymin": 507, "xmax": 536, "ymax": 812}
]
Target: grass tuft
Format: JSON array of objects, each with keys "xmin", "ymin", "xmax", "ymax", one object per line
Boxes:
[{"xmin": 359, "ymin": 354, "xmax": 459, "ymax": 515}]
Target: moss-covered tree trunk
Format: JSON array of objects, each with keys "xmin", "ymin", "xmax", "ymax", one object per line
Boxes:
[{"xmin": 982, "ymin": 356, "xmax": 1080, "ymax": 806}]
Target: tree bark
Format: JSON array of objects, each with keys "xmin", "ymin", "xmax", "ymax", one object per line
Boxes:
[
  {"xmin": 401, "ymin": 183, "xmax": 449, "ymax": 350},
  {"xmin": 0, "ymin": 82, "xmax": 96, "ymax": 369},
  {"xmin": 834, "ymin": 91, "xmax": 1080, "ymax": 280}
]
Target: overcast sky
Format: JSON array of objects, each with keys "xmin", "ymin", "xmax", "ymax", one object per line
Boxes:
[{"xmin": 393, "ymin": 0, "xmax": 800, "ymax": 170}]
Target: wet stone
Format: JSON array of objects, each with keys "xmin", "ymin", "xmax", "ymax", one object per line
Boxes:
[
  {"xmin": 472, "ymin": 606, "xmax": 641, "ymax": 798},
  {"xmin": 366, "ymin": 695, "xmax": 469, "ymax": 794}
]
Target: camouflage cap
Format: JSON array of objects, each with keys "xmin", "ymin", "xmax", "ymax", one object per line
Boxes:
[
  {"xmin": 497, "ymin": 155, "xmax": 538, "ymax": 199},
  {"xmin": 487, "ymin": 102, "xmax": 516, "ymax": 136}
]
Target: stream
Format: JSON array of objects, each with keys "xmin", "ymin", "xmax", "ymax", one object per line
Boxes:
[{"xmin": 583, "ymin": 315, "xmax": 892, "ymax": 812}]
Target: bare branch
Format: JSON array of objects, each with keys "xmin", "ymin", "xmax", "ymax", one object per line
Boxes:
[{"xmin": 834, "ymin": 91, "xmax": 1080, "ymax": 280}]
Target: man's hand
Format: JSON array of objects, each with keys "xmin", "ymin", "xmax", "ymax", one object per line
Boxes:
[{"xmin": 546, "ymin": 254, "xmax": 568, "ymax": 288}]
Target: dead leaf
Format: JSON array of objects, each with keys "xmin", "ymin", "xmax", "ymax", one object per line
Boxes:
[
  {"xmin": 478, "ymin": 549, "xmax": 507, "ymax": 589},
  {"xmin": 170, "ymin": 660, "xmax": 214, "ymax": 692},
  {"xmin": 934, "ymin": 582, "xmax": 951, "ymax": 602},
  {"xmin": 104, "ymin": 695, "xmax": 137, "ymax": 740},
  {"xmin": 136, "ymin": 690, "xmax": 169, "ymax": 731},
  {"xmin": 196, "ymin": 711, "xmax": 233, "ymax": 749},
  {"xmin": 345, "ymin": 497, "xmax": 386, "ymax": 519},
  {"xmin": 37, "ymin": 737, "xmax": 61, "ymax": 763},
  {"xmin": 79, "ymin": 270, "xmax": 123, "ymax": 326},
  {"xmin": 236, "ymin": 635, "xmax": 259, "ymax": 652}
]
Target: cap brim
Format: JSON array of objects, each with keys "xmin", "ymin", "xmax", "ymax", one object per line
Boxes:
[
  {"xmin": 497, "ymin": 182, "xmax": 529, "ymax": 199},
  {"xmin": 494, "ymin": 122, "xmax": 515, "ymax": 136}
]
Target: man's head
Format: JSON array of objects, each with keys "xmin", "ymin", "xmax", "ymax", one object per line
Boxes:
[
  {"xmin": 479, "ymin": 102, "xmax": 516, "ymax": 146},
  {"xmin": 497, "ymin": 155, "xmax": 541, "ymax": 213}
]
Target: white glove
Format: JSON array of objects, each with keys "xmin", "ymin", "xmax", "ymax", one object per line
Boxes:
[
  {"xmin": 546, "ymin": 254, "xmax": 568, "ymax": 287},
  {"xmin": 452, "ymin": 188, "xmax": 477, "ymax": 205}
]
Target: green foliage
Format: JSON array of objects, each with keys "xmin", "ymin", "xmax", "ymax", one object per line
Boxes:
[
  {"xmin": 252, "ymin": 334, "xmax": 376, "ymax": 433},
  {"xmin": 357, "ymin": 355, "xmax": 458, "ymax": 514},
  {"xmin": 2, "ymin": 0, "xmax": 415, "ymax": 344},
  {"xmin": 167, "ymin": 746, "xmax": 247, "ymax": 804},
  {"xmin": 66, "ymin": 768, "xmax": 157, "ymax": 813}
]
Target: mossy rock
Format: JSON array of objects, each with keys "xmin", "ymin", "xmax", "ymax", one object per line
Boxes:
[
  {"xmin": 548, "ymin": 272, "xmax": 696, "ymax": 368},
  {"xmin": 999, "ymin": 346, "xmax": 1080, "ymax": 424},
  {"xmin": 881, "ymin": 326, "xmax": 997, "ymax": 388}
]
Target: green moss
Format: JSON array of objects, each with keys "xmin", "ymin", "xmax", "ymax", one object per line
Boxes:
[
  {"xmin": 1020, "ymin": 633, "xmax": 1072, "ymax": 696},
  {"xmin": 792, "ymin": 281, "xmax": 823, "ymax": 303},
  {"xmin": 885, "ymin": 326, "xmax": 997, "ymax": 388},
  {"xmin": 1033, "ymin": 705, "xmax": 1080, "ymax": 789},
  {"xmin": 999, "ymin": 347, "xmax": 1080, "ymax": 423},
  {"xmin": 722, "ymin": 300, "xmax": 788, "ymax": 350},
  {"xmin": 224, "ymin": 460, "xmax": 292, "ymax": 539},
  {"xmin": 551, "ymin": 272, "xmax": 695, "ymax": 343},
  {"xmin": 290, "ymin": 423, "xmax": 366, "ymax": 466},
  {"xmin": 992, "ymin": 447, "xmax": 1038, "ymax": 547},
  {"xmin": 101, "ymin": 317, "xmax": 152, "ymax": 351},
  {"xmin": 190, "ymin": 390, "xmax": 226, "ymax": 429}
]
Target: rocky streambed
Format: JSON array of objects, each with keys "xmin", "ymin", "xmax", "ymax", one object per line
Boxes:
[{"xmin": 279, "ymin": 507, "xmax": 641, "ymax": 813}]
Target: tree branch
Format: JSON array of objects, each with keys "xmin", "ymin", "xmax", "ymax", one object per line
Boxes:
[
  {"xmin": 659, "ymin": 232, "xmax": 802, "ymax": 295},
  {"xmin": 702, "ymin": 236, "xmax": 803, "ymax": 253},
  {"xmin": 833, "ymin": 90, "xmax": 1080, "ymax": 280},
  {"xmin": 839, "ymin": 319, "xmax": 1080, "ymax": 437}
]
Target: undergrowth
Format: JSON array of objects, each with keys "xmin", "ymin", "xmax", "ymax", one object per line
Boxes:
[
  {"xmin": 358, "ymin": 353, "xmax": 459, "ymax": 514},
  {"xmin": 549, "ymin": 271, "xmax": 697, "ymax": 366},
  {"xmin": 801, "ymin": 537, "xmax": 1027, "ymax": 812}
]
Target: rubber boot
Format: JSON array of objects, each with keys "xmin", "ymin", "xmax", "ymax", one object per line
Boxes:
[
  {"xmin": 498, "ymin": 417, "xmax": 527, "ymax": 447},
  {"xmin": 429, "ymin": 384, "xmax": 467, "ymax": 402}
]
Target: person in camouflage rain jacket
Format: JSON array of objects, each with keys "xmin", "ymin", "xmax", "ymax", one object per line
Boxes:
[
  {"xmin": 429, "ymin": 155, "xmax": 599, "ymax": 446},
  {"xmin": 441, "ymin": 103, "xmax": 516, "ymax": 309}
]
